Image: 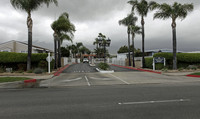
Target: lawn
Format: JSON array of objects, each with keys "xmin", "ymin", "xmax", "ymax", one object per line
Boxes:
[
  {"xmin": 190, "ymin": 72, "xmax": 200, "ymax": 75},
  {"xmin": 0, "ymin": 77, "xmax": 31, "ymax": 83}
]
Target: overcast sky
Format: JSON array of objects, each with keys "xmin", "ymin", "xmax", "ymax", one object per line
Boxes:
[{"xmin": 0, "ymin": 0, "xmax": 200, "ymax": 54}]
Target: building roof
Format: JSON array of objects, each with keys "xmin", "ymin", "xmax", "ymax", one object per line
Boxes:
[{"xmin": 0, "ymin": 40, "xmax": 53, "ymax": 52}]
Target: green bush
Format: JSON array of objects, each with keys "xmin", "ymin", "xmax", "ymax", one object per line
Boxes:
[
  {"xmin": 0, "ymin": 66, "xmax": 4, "ymax": 73},
  {"xmin": 27, "ymin": 70, "xmax": 33, "ymax": 73},
  {"xmin": 34, "ymin": 68, "xmax": 44, "ymax": 74},
  {"xmin": 98, "ymin": 63, "xmax": 109, "ymax": 70},
  {"xmin": 0, "ymin": 52, "xmax": 48, "ymax": 71},
  {"xmin": 153, "ymin": 53, "xmax": 200, "ymax": 69},
  {"xmin": 145, "ymin": 57, "xmax": 153, "ymax": 69},
  {"xmin": 38, "ymin": 60, "xmax": 47, "ymax": 69},
  {"xmin": 0, "ymin": 52, "xmax": 48, "ymax": 63},
  {"xmin": 17, "ymin": 63, "xmax": 26, "ymax": 71},
  {"xmin": 145, "ymin": 57, "xmax": 165, "ymax": 70}
]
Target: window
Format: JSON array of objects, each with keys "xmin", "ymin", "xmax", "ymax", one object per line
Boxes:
[{"xmin": 21, "ymin": 51, "xmax": 28, "ymax": 53}]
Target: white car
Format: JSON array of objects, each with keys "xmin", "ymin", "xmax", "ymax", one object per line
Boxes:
[{"xmin": 83, "ymin": 58, "xmax": 89, "ymax": 63}]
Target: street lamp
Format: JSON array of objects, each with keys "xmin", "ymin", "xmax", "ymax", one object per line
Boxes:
[{"xmin": 98, "ymin": 38, "xmax": 111, "ymax": 63}]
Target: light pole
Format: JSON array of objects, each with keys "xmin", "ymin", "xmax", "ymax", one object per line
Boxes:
[{"xmin": 98, "ymin": 38, "xmax": 111, "ymax": 63}]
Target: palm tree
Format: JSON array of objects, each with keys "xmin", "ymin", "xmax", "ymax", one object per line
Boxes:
[
  {"xmin": 93, "ymin": 38, "xmax": 100, "ymax": 58},
  {"xmin": 68, "ymin": 44, "xmax": 78, "ymax": 58},
  {"xmin": 51, "ymin": 12, "xmax": 76, "ymax": 68},
  {"xmin": 93, "ymin": 38, "xmax": 99, "ymax": 49},
  {"xmin": 154, "ymin": 2, "xmax": 193, "ymax": 70},
  {"xmin": 10, "ymin": 0, "xmax": 58, "ymax": 70},
  {"xmin": 128, "ymin": 0, "xmax": 157, "ymax": 68},
  {"xmin": 119, "ymin": 13, "xmax": 138, "ymax": 66},
  {"xmin": 130, "ymin": 25, "xmax": 142, "ymax": 67}
]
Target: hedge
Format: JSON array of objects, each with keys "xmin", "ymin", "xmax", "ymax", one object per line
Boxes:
[
  {"xmin": 0, "ymin": 52, "xmax": 48, "ymax": 63},
  {"xmin": 145, "ymin": 53, "xmax": 200, "ymax": 69},
  {"xmin": 0, "ymin": 52, "xmax": 50, "ymax": 71},
  {"xmin": 145, "ymin": 57, "xmax": 164, "ymax": 70}
]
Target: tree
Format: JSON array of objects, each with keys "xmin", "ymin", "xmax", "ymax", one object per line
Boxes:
[
  {"xmin": 61, "ymin": 47, "xmax": 70, "ymax": 57},
  {"xmin": 117, "ymin": 46, "xmax": 129, "ymax": 54},
  {"xmin": 93, "ymin": 38, "xmax": 99, "ymax": 49},
  {"xmin": 119, "ymin": 13, "xmax": 137, "ymax": 66},
  {"xmin": 154, "ymin": 2, "xmax": 193, "ymax": 70},
  {"xmin": 130, "ymin": 25, "xmax": 142, "ymax": 67},
  {"xmin": 128, "ymin": 0, "xmax": 157, "ymax": 68},
  {"xmin": 10, "ymin": 0, "xmax": 58, "ymax": 70},
  {"xmin": 51, "ymin": 12, "xmax": 75, "ymax": 68}
]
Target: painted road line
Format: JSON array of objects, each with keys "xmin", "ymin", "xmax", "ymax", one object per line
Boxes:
[
  {"xmin": 85, "ymin": 76, "xmax": 91, "ymax": 86},
  {"xmin": 118, "ymin": 99, "xmax": 191, "ymax": 105},
  {"xmin": 62, "ymin": 77, "xmax": 82, "ymax": 82},
  {"xmin": 108, "ymin": 74, "xmax": 130, "ymax": 84},
  {"xmin": 90, "ymin": 77, "xmax": 112, "ymax": 81}
]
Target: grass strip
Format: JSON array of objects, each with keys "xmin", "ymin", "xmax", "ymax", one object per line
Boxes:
[
  {"xmin": 0, "ymin": 77, "xmax": 31, "ymax": 83},
  {"xmin": 190, "ymin": 72, "xmax": 200, "ymax": 75}
]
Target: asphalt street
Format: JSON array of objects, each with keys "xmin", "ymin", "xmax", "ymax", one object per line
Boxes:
[
  {"xmin": 1, "ymin": 84, "xmax": 200, "ymax": 119},
  {"xmin": 2, "ymin": 63, "xmax": 200, "ymax": 119}
]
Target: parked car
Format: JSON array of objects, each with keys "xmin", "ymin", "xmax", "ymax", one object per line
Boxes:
[{"xmin": 83, "ymin": 58, "xmax": 89, "ymax": 63}]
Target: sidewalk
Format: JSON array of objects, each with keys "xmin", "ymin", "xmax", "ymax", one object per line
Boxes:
[
  {"xmin": 0, "ymin": 73, "xmax": 54, "ymax": 89},
  {"xmin": 162, "ymin": 72, "xmax": 193, "ymax": 76}
]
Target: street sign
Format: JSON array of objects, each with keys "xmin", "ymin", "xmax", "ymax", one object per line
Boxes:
[
  {"xmin": 46, "ymin": 56, "xmax": 52, "ymax": 62},
  {"xmin": 46, "ymin": 53, "xmax": 52, "ymax": 74},
  {"xmin": 153, "ymin": 57, "xmax": 166, "ymax": 70},
  {"xmin": 154, "ymin": 57, "xmax": 165, "ymax": 63}
]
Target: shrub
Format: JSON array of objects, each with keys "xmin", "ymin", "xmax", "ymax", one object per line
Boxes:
[
  {"xmin": 145, "ymin": 57, "xmax": 164, "ymax": 70},
  {"xmin": 0, "ymin": 52, "xmax": 48, "ymax": 63},
  {"xmin": 0, "ymin": 52, "xmax": 48, "ymax": 71},
  {"xmin": 0, "ymin": 66, "xmax": 4, "ymax": 73},
  {"xmin": 17, "ymin": 63, "xmax": 27, "ymax": 71},
  {"xmin": 145, "ymin": 57, "xmax": 153, "ymax": 69},
  {"xmin": 98, "ymin": 63, "xmax": 109, "ymax": 70},
  {"xmin": 162, "ymin": 67, "xmax": 168, "ymax": 72},
  {"xmin": 27, "ymin": 70, "xmax": 33, "ymax": 73},
  {"xmin": 38, "ymin": 60, "xmax": 47, "ymax": 69},
  {"xmin": 33, "ymin": 68, "xmax": 44, "ymax": 74},
  {"xmin": 153, "ymin": 53, "xmax": 200, "ymax": 69}
]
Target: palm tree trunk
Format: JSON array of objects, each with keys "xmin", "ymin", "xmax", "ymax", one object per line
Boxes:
[
  {"xmin": 27, "ymin": 13, "xmax": 33, "ymax": 71},
  {"xmin": 54, "ymin": 33, "xmax": 57, "ymax": 69},
  {"xmin": 141, "ymin": 16, "xmax": 145, "ymax": 68},
  {"xmin": 132, "ymin": 33, "xmax": 135, "ymax": 67},
  {"xmin": 58, "ymin": 39, "xmax": 61, "ymax": 67},
  {"xmin": 128, "ymin": 27, "xmax": 131, "ymax": 66},
  {"xmin": 172, "ymin": 21, "xmax": 177, "ymax": 70}
]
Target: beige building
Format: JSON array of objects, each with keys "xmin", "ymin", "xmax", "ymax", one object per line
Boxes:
[{"xmin": 0, "ymin": 40, "xmax": 53, "ymax": 53}]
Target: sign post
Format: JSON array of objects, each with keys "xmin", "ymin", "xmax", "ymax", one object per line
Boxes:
[
  {"xmin": 153, "ymin": 57, "xmax": 166, "ymax": 70},
  {"xmin": 46, "ymin": 53, "xmax": 52, "ymax": 74}
]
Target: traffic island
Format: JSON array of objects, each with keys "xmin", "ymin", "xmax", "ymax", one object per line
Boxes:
[
  {"xmin": 111, "ymin": 64, "xmax": 161, "ymax": 74},
  {"xmin": 96, "ymin": 68, "xmax": 114, "ymax": 73}
]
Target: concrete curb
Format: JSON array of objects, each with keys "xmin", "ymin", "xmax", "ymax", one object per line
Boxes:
[
  {"xmin": 89, "ymin": 63, "xmax": 96, "ymax": 67},
  {"xmin": 96, "ymin": 68, "xmax": 114, "ymax": 73},
  {"xmin": 186, "ymin": 74, "xmax": 200, "ymax": 78},
  {"xmin": 0, "ymin": 79, "xmax": 45, "ymax": 89},
  {"xmin": 54, "ymin": 64, "xmax": 70, "ymax": 76},
  {"xmin": 111, "ymin": 64, "xmax": 162, "ymax": 74}
]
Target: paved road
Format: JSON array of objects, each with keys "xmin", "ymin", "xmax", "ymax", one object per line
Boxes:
[
  {"xmin": 1, "ymin": 83, "xmax": 200, "ymax": 119},
  {"xmin": 109, "ymin": 65, "xmax": 140, "ymax": 72},
  {"xmin": 63, "ymin": 63, "xmax": 97, "ymax": 73},
  {"xmin": 41, "ymin": 63, "xmax": 200, "ymax": 87}
]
